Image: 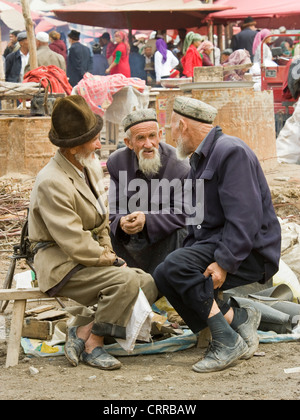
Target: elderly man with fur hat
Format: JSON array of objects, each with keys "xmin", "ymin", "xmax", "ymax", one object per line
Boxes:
[
  {"xmin": 28, "ymin": 96, "xmax": 158, "ymax": 370},
  {"xmin": 153, "ymin": 96, "xmax": 281, "ymax": 373}
]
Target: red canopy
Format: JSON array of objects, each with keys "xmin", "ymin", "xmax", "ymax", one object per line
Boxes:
[
  {"xmin": 208, "ymin": 0, "xmax": 300, "ymax": 29},
  {"xmin": 52, "ymin": 0, "xmax": 234, "ymax": 30}
]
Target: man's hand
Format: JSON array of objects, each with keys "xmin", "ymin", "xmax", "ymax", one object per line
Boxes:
[
  {"xmin": 203, "ymin": 262, "xmax": 227, "ymax": 290},
  {"xmin": 120, "ymin": 211, "xmax": 146, "ymax": 235}
]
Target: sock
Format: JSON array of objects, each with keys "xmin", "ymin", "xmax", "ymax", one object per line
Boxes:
[
  {"xmin": 206, "ymin": 311, "xmax": 238, "ymax": 347},
  {"xmin": 231, "ymin": 307, "xmax": 248, "ymax": 331}
]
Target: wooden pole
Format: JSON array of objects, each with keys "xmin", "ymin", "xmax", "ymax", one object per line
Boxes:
[
  {"xmin": 0, "ymin": 22, "xmax": 5, "ymax": 81},
  {"xmin": 20, "ymin": 0, "xmax": 37, "ymax": 70}
]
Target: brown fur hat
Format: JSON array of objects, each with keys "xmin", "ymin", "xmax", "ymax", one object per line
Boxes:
[{"xmin": 49, "ymin": 95, "xmax": 103, "ymax": 148}]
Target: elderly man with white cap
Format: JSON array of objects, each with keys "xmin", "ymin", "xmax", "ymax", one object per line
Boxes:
[
  {"xmin": 153, "ymin": 96, "xmax": 281, "ymax": 373},
  {"xmin": 25, "ymin": 31, "xmax": 66, "ymax": 73},
  {"xmin": 107, "ymin": 108, "xmax": 190, "ymax": 275}
]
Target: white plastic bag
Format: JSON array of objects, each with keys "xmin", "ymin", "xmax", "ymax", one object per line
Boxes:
[{"xmin": 276, "ymin": 99, "xmax": 300, "ymax": 164}]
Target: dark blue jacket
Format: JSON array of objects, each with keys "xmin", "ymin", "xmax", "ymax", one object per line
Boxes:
[
  {"xmin": 231, "ymin": 28, "xmax": 257, "ymax": 61},
  {"xmin": 67, "ymin": 42, "xmax": 93, "ymax": 87},
  {"xmin": 129, "ymin": 52, "xmax": 146, "ymax": 81},
  {"xmin": 107, "ymin": 142, "xmax": 190, "ymax": 244},
  {"xmin": 184, "ymin": 126, "xmax": 281, "ymax": 282},
  {"xmin": 5, "ymin": 50, "xmax": 22, "ymax": 82}
]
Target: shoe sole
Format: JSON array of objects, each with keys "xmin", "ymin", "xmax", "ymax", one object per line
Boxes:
[{"xmin": 82, "ymin": 360, "xmax": 122, "ymax": 370}]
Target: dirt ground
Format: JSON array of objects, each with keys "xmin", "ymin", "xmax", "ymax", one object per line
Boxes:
[{"xmin": 0, "ymin": 160, "xmax": 300, "ymax": 401}]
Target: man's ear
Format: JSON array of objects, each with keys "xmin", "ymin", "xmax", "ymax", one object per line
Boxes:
[
  {"xmin": 124, "ymin": 137, "xmax": 133, "ymax": 149},
  {"xmin": 158, "ymin": 128, "xmax": 163, "ymax": 141},
  {"xmin": 69, "ymin": 145, "xmax": 79, "ymax": 155},
  {"xmin": 179, "ymin": 117, "xmax": 188, "ymax": 134}
]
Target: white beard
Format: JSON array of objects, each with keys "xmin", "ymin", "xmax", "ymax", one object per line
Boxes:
[
  {"xmin": 138, "ymin": 147, "xmax": 162, "ymax": 176},
  {"xmin": 75, "ymin": 151, "xmax": 103, "ymax": 179},
  {"xmin": 176, "ymin": 135, "xmax": 190, "ymax": 160}
]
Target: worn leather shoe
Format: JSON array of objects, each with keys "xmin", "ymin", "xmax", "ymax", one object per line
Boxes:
[
  {"xmin": 192, "ymin": 334, "xmax": 248, "ymax": 373},
  {"xmin": 64, "ymin": 326, "xmax": 85, "ymax": 367},
  {"xmin": 236, "ymin": 305, "xmax": 261, "ymax": 360},
  {"xmin": 81, "ymin": 347, "xmax": 122, "ymax": 370}
]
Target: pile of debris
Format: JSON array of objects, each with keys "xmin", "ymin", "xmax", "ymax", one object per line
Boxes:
[{"xmin": 0, "ymin": 176, "xmax": 34, "ymax": 253}]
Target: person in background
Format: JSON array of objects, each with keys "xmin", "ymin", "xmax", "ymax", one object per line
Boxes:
[
  {"xmin": 293, "ymin": 40, "xmax": 300, "ymax": 57},
  {"xmin": 99, "ymin": 32, "xmax": 116, "ymax": 65},
  {"xmin": 105, "ymin": 31, "xmax": 131, "ymax": 78},
  {"xmin": 25, "ymin": 32, "xmax": 66, "ymax": 73},
  {"xmin": 231, "ymin": 16, "xmax": 258, "ymax": 61},
  {"xmin": 91, "ymin": 42, "xmax": 108, "ymax": 75},
  {"xmin": 5, "ymin": 31, "xmax": 29, "ymax": 82},
  {"xmin": 273, "ymin": 26, "xmax": 294, "ymax": 49},
  {"xmin": 181, "ymin": 31, "xmax": 203, "ymax": 78},
  {"xmin": 143, "ymin": 44, "xmax": 156, "ymax": 86},
  {"xmin": 129, "ymin": 45, "xmax": 146, "ymax": 80},
  {"xmin": 220, "ymin": 48, "xmax": 233, "ymax": 64},
  {"xmin": 198, "ymin": 40, "xmax": 214, "ymax": 66},
  {"xmin": 222, "ymin": 49, "xmax": 252, "ymax": 81},
  {"xmin": 67, "ymin": 29, "xmax": 93, "ymax": 87},
  {"xmin": 252, "ymin": 29, "xmax": 277, "ymax": 67},
  {"xmin": 154, "ymin": 38, "xmax": 179, "ymax": 84},
  {"xmin": 3, "ymin": 30, "xmax": 20, "ymax": 58},
  {"xmin": 49, "ymin": 30, "xmax": 67, "ymax": 63}
]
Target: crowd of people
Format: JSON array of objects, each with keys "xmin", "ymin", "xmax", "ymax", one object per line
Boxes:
[{"xmin": 3, "ymin": 21, "xmax": 300, "ymax": 89}]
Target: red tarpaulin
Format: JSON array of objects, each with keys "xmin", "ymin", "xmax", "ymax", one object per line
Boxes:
[
  {"xmin": 208, "ymin": 0, "xmax": 300, "ymax": 29},
  {"xmin": 52, "ymin": 0, "xmax": 234, "ymax": 30}
]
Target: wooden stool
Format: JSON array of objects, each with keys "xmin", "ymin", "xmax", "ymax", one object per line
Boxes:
[{"xmin": 0, "ymin": 288, "xmax": 61, "ymax": 368}]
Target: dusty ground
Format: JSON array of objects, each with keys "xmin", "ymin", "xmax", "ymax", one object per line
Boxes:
[{"xmin": 0, "ymin": 161, "xmax": 300, "ymax": 401}]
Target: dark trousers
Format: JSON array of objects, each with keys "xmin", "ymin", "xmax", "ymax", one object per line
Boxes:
[
  {"xmin": 153, "ymin": 243, "xmax": 265, "ymax": 334},
  {"xmin": 110, "ymin": 228, "xmax": 187, "ymax": 275}
]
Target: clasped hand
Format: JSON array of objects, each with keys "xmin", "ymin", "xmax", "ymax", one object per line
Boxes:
[{"xmin": 120, "ymin": 211, "xmax": 146, "ymax": 235}]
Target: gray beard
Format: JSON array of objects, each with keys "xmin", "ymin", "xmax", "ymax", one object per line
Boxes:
[{"xmin": 138, "ymin": 148, "xmax": 162, "ymax": 176}]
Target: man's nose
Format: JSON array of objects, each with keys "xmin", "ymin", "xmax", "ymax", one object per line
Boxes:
[
  {"xmin": 94, "ymin": 139, "xmax": 102, "ymax": 149},
  {"xmin": 144, "ymin": 137, "xmax": 153, "ymax": 148}
]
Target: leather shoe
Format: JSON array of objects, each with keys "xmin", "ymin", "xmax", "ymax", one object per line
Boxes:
[
  {"xmin": 192, "ymin": 334, "xmax": 248, "ymax": 373},
  {"xmin": 236, "ymin": 305, "xmax": 261, "ymax": 360},
  {"xmin": 81, "ymin": 347, "xmax": 122, "ymax": 370},
  {"xmin": 64, "ymin": 326, "xmax": 85, "ymax": 367}
]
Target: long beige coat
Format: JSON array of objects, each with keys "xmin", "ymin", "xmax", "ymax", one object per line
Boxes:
[{"xmin": 29, "ymin": 150, "xmax": 114, "ymax": 293}]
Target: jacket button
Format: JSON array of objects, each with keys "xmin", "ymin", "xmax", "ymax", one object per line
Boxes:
[{"xmin": 197, "ymin": 225, "xmax": 201, "ymax": 229}]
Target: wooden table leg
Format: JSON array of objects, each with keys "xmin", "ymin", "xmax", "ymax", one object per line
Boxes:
[{"xmin": 5, "ymin": 299, "xmax": 26, "ymax": 368}]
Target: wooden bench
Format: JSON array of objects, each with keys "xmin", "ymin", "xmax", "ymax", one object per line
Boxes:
[{"xmin": 0, "ymin": 288, "xmax": 58, "ymax": 368}]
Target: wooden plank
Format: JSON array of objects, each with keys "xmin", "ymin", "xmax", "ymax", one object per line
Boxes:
[
  {"xmin": 25, "ymin": 304, "xmax": 56, "ymax": 316},
  {"xmin": 35, "ymin": 309, "xmax": 66, "ymax": 321},
  {"xmin": 0, "ymin": 288, "xmax": 48, "ymax": 301},
  {"xmin": 5, "ymin": 299, "xmax": 26, "ymax": 367}
]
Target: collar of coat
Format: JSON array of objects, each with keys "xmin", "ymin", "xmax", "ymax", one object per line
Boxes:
[{"xmin": 53, "ymin": 150, "xmax": 108, "ymax": 216}]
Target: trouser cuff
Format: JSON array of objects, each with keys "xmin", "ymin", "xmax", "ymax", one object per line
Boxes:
[{"xmin": 91, "ymin": 322, "xmax": 126, "ymax": 339}]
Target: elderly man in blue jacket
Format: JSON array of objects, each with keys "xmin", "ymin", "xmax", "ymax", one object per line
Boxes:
[
  {"xmin": 153, "ymin": 96, "xmax": 281, "ymax": 373},
  {"xmin": 107, "ymin": 108, "xmax": 190, "ymax": 275}
]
